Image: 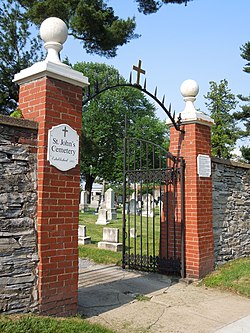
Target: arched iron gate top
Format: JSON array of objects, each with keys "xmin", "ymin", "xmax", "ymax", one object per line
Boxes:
[{"xmin": 82, "ymin": 60, "xmax": 185, "ymax": 133}]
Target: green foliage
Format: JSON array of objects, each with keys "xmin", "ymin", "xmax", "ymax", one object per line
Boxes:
[
  {"xmin": 201, "ymin": 258, "xmax": 250, "ymax": 297},
  {"xmin": 234, "ymin": 42, "xmax": 250, "ymax": 143},
  {"xmin": 9, "ymin": 109, "xmax": 23, "ymax": 118},
  {"xmin": 233, "ymin": 41, "xmax": 250, "ymax": 160},
  {"xmin": 240, "ymin": 146, "xmax": 250, "ymax": 163},
  {"xmin": 240, "ymin": 41, "xmax": 250, "ymax": 74},
  {"xmin": 0, "ymin": 1, "xmax": 43, "ymax": 115},
  {"xmin": 136, "ymin": 0, "xmax": 192, "ymax": 14},
  {"xmin": 16, "ymin": 0, "xmax": 138, "ymax": 58},
  {"xmin": 75, "ymin": 62, "xmax": 168, "ymax": 193},
  {"xmin": 235, "ymin": 94, "xmax": 250, "ymax": 138},
  {"xmin": 204, "ymin": 79, "xmax": 239, "ymax": 159},
  {"xmin": 15, "ymin": 0, "xmax": 190, "ymax": 57},
  {"xmin": 0, "ymin": 0, "xmax": 192, "ymax": 111},
  {"xmin": 0, "ymin": 314, "xmax": 115, "ymax": 333}
]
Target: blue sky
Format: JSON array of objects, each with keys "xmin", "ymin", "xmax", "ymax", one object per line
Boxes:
[{"xmin": 60, "ymin": 0, "xmax": 250, "ymax": 149}]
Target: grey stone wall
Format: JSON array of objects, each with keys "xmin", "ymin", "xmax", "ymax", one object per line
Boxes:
[
  {"xmin": 212, "ymin": 157, "xmax": 250, "ymax": 265},
  {"xmin": 0, "ymin": 116, "xmax": 38, "ymax": 314}
]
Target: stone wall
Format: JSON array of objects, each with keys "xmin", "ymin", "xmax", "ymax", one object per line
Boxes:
[
  {"xmin": 0, "ymin": 115, "xmax": 38, "ymax": 314},
  {"xmin": 212, "ymin": 157, "xmax": 250, "ymax": 265}
]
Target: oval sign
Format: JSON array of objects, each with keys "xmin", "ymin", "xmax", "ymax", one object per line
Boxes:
[{"xmin": 47, "ymin": 124, "xmax": 79, "ymax": 171}]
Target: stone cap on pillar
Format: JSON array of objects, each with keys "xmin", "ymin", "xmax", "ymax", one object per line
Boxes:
[
  {"xmin": 166, "ymin": 79, "xmax": 214, "ymax": 128},
  {"xmin": 179, "ymin": 79, "xmax": 214, "ymax": 126},
  {"xmin": 13, "ymin": 17, "xmax": 88, "ymax": 88}
]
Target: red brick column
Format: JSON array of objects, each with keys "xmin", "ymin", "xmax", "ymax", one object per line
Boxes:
[
  {"xmin": 13, "ymin": 17, "xmax": 88, "ymax": 316},
  {"xmin": 17, "ymin": 76, "xmax": 83, "ymax": 315},
  {"xmin": 169, "ymin": 124, "xmax": 214, "ymax": 278},
  {"xmin": 167, "ymin": 79, "xmax": 214, "ymax": 279}
]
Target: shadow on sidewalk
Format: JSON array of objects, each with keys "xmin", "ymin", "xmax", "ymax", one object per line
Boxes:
[{"xmin": 78, "ymin": 262, "xmax": 179, "ymax": 317}]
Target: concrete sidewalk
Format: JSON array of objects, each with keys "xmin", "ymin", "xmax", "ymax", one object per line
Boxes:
[{"xmin": 78, "ymin": 260, "xmax": 250, "ymax": 333}]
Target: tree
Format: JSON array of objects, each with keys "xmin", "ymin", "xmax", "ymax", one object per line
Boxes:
[
  {"xmin": 1, "ymin": 0, "xmax": 191, "ymax": 113},
  {"xmin": 233, "ymin": 42, "xmax": 250, "ymax": 162},
  {"xmin": 0, "ymin": 1, "xmax": 43, "ymax": 114},
  {"xmin": 240, "ymin": 146, "xmax": 250, "ymax": 163},
  {"xmin": 204, "ymin": 79, "xmax": 239, "ymax": 159},
  {"xmin": 74, "ymin": 62, "xmax": 168, "ymax": 200},
  {"xmin": 136, "ymin": 0, "xmax": 191, "ymax": 14},
  {"xmin": 15, "ymin": 0, "xmax": 191, "ymax": 58}
]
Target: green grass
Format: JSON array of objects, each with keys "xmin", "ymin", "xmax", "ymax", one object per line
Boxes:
[
  {"xmin": 0, "ymin": 314, "xmax": 115, "ymax": 333},
  {"xmin": 79, "ymin": 245, "xmax": 122, "ymax": 265},
  {"xmin": 79, "ymin": 208, "xmax": 161, "ymax": 265},
  {"xmin": 201, "ymin": 257, "xmax": 250, "ymax": 297},
  {"xmin": 135, "ymin": 294, "xmax": 151, "ymax": 302},
  {"xmin": 79, "ymin": 209, "xmax": 122, "ymax": 265}
]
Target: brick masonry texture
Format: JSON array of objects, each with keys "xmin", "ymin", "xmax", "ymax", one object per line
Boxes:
[
  {"xmin": 0, "ymin": 116, "xmax": 38, "ymax": 314},
  {"xmin": 169, "ymin": 124, "xmax": 214, "ymax": 279},
  {"xmin": 212, "ymin": 157, "xmax": 250, "ymax": 264},
  {"xmin": 18, "ymin": 77, "xmax": 82, "ymax": 316}
]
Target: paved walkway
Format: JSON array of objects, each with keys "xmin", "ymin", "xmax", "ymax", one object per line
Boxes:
[{"xmin": 78, "ymin": 260, "xmax": 250, "ymax": 333}]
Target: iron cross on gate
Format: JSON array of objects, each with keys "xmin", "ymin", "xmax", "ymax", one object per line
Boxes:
[{"xmin": 133, "ymin": 60, "xmax": 146, "ymax": 86}]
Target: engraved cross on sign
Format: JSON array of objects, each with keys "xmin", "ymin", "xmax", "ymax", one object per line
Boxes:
[
  {"xmin": 133, "ymin": 60, "xmax": 146, "ymax": 86},
  {"xmin": 62, "ymin": 126, "xmax": 68, "ymax": 137}
]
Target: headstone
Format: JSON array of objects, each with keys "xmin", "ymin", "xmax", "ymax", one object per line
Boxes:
[
  {"xmin": 142, "ymin": 193, "xmax": 154, "ymax": 217},
  {"xmin": 129, "ymin": 198, "xmax": 137, "ymax": 215},
  {"xmin": 78, "ymin": 225, "xmax": 91, "ymax": 245},
  {"xmin": 153, "ymin": 188, "xmax": 161, "ymax": 203},
  {"xmin": 103, "ymin": 228, "xmax": 119, "ymax": 243},
  {"xmin": 125, "ymin": 202, "xmax": 129, "ymax": 215},
  {"xmin": 79, "ymin": 190, "xmax": 88, "ymax": 212},
  {"xmin": 105, "ymin": 188, "xmax": 117, "ymax": 220},
  {"xmin": 130, "ymin": 228, "xmax": 137, "ymax": 238},
  {"xmin": 90, "ymin": 196, "xmax": 100, "ymax": 210},
  {"xmin": 131, "ymin": 191, "xmax": 136, "ymax": 200},
  {"xmin": 96, "ymin": 208, "xmax": 109, "ymax": 225},
  {"xmin": 98, "ymin": 227, "xmax": 122, "ymax": 252}
]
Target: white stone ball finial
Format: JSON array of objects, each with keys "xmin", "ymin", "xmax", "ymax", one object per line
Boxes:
[
  {"xmin": 180, "ymin": 79, "xmax": 199, "ymax": 117},
  {"xmin": 180, "ymin": 79, "xmax": 199, "ymax": 100},
  {"xmin": 40, "ymin": 17, "xmax": 68, "ymax": 64}
]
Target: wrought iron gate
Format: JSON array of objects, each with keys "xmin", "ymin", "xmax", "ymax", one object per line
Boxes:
[{"xmin": 122, "ymin": 137, "xmax": 185, "ymax": 277}]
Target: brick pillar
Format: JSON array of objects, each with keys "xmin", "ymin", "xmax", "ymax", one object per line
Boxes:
[
  {"xmin": 13, "ymin": 18, "xmax": 88, "ymax": 316},
  {"xmin": 168, "ymin": 80, "xmax": 214, "ymax": 279}
]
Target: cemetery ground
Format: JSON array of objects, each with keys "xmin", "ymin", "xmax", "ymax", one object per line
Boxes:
[
  {"xmin": 78, "ymin": 207, "xmax": 160, "ymax": 266},
  {"xmin": 78, "ymin": 208, "xmax": 250, "ymax": 298}
]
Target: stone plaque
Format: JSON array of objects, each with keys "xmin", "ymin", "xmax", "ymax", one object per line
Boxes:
[
  {"xmin": 47, "ymin": 124, "xmax": 79, "ymax": 171},
  {"xmin": 197, "ymin": 154, "xmax": 211, "ymax": 177}
]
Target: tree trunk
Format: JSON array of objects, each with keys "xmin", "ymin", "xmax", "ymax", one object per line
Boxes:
[{"xmin": 85, "ymin": 173, "xmax": 95, "ymax": 204}]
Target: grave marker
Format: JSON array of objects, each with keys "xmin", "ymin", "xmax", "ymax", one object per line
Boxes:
[
  {"xmin": 78, "ymin": 225, "xmax": 91, "ymax": 245},
  {"xmin": 98, "ymin": 227, "xmax": 122, "ymax": 252}
]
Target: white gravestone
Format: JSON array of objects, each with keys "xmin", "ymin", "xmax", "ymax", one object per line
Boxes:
[
  {"xmin": 80, "ymin": 190, "xmax": 88, "ymax": 212},
  {"xmin": 105, "ymin": 188, "xmax": 117, "ymax": 220},
  {"xmin": 131, "ymin": 191, "xmax": 136, "ymax": 200},
  {"xmin": 98, "ymin": 227, "xmax": 122, "ymax": 252},
  {"xmin": 96, "ymin": 208, "xmax": 109, "ymax": 225},
  {"xmin": 130, "ymin": 228, "xmax": 137, "ymax": 238},
  {"xmin": 142, "ymin": 193, "xmax": 154, "ymax": 217},
  {"xmin": 47, "ymin": 123, "xmax": 79, "ymax": 171},
  {"xmin": 129, "ymin": 198, "xmax": 137, "ymax": 215},
  {"xmin": 78, "ymin": 225, "xmax": 91, "ymax": 245}
]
